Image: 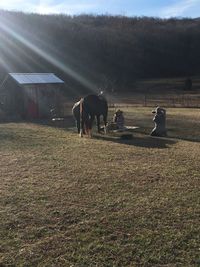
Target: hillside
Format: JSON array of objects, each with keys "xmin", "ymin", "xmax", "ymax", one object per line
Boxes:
[{"xmin": 1, "ymin": 10, "xmax": 200, "ymax": 94}]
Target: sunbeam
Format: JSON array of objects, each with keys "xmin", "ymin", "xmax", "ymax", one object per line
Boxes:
[
  {"xmin": 0, "ymin": 12, "xmax": 97, "ymax": 93},
  {"xmin": 0, "ymin": 33, "xmax": 37, "ymax": 73}
]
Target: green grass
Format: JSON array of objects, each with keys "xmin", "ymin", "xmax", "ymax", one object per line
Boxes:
[
  {"xmin": 122, "ymin": 107, "xmax": 200, "ymax": 142},
  {"xmin": 0, "ymin": 108, "xmax": 200, "ymax": 266}
]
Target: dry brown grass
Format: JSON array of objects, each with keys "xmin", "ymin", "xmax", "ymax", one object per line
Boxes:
[{"xmin": 0, "ymin": 108, "xmax": 200, "ymax": 266}]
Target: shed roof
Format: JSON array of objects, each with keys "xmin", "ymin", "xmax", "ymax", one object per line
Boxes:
[{"xmin": 9, "ymin": 73, "xmax": 64, "ymax": 85}]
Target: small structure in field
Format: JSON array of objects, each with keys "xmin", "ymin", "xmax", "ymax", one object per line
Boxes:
[
  {"xmin": 0, "ymin": 73, "xmax": 64, "ymax": 119},
  {"xmin": 150, "ymin": 107, "xmax": 167, "ymax": 137},
  {"xmin": 112, "ymin": 109, "xmax": 125, "ymax": 130},
  {"xmin": 184, "ymin": 77, "xmax": 192, "ymax": 91}
]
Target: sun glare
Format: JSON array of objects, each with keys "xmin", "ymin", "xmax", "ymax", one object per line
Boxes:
[{"xmin": 0, "ymin": 12, "xmax": 96, "ymax": 92}]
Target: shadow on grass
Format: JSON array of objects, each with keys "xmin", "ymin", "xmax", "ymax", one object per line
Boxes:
[
  {"xmin": 92, "ymin": 133, "xmax": 177, "ymax": 149},
  {"xmin": 1, "ymin": 117, "xmax": 198, "ymax": 145}
]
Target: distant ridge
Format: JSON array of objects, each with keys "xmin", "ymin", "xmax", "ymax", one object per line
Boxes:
[{"xmin": 0, "ymin": 10, "xmax": 200, "ymax": 93}]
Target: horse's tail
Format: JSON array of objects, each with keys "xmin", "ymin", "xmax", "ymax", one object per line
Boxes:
[{"xmin": 79, "ymin": 98, "xmax": 91, "ymax": 137}]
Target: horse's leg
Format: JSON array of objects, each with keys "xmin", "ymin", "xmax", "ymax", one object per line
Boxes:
[
  {"xmin": 103, "ymin": 114, "xmax": 108, "ymax": 134},
  {"xmin": 76, "ymin": 119, "xmax": 80, "ymax": 133},
  {"xmin": 88, "ymin": 115, "xmax": 94, "ymax": 137},
  {"xmin": 79, "ymin": 121, "xmax": 83, "ymax": 137},
  {"xmin": 79, "ymin": 98, "xmax": 84, "ymax": 137},
  {"xmin": 96, "ymin": 115, "xmax": 101, "ymax": 133},
  {"xmin": 81, "ymin": 113, "xmax": 88, "ymax": 136}
]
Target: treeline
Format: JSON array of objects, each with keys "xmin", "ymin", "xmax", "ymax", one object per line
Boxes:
[{"xmin": 0, "ymin": 10, "xmax": 200, "ymax": 94}]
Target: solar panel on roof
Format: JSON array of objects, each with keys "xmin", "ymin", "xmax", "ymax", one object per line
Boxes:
[{"xmin": 9, "ymin": 73, "xmax": 64, "ymax": 85}]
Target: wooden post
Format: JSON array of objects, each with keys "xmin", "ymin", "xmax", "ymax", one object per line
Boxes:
[
  {"xmin": 79, "ymin": 98, "xmax": 83, "ymax": 137},
  {"xmin": 144, "ymin": 94, "xmax": 147, "ymax": 107}
]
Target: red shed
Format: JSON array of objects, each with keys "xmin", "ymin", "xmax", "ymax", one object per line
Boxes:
[{"xmin": 0, "ymin": 73, "xmax": 64, "ymax": 119}]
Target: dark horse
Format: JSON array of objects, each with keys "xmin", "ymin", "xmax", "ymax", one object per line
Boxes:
[{"xmin": 72, "ymin": 94, "xmax": 108, "ymax": 136}]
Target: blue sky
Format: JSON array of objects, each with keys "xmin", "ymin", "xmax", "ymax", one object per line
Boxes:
[{"xmin": 0, "ymin": 0, "xmax": 200, "ymax": 18}]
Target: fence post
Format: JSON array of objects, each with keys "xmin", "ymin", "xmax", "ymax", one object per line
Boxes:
[{"xmin": 144, "ymin": 94, "xmax": 147, "ymax": 107}]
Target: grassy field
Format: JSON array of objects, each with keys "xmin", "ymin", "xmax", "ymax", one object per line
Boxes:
[{"xmin": 0, "ymin": 107, "xmax": 200, "ymax": 266}]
